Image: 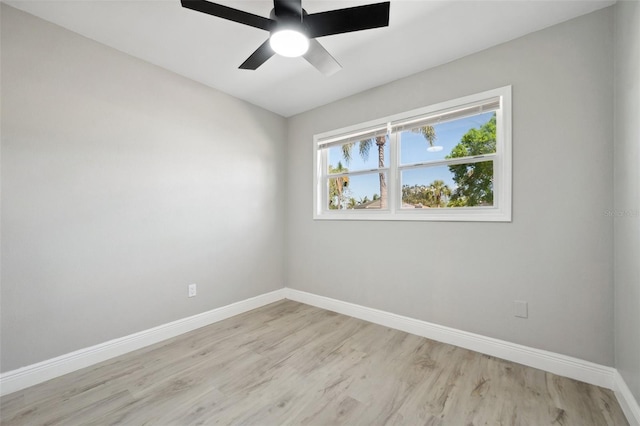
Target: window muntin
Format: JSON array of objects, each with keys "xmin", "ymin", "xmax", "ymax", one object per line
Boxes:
[{"xmin": 314, "ymin": 87, "xmax": 511, "ymax": 221}]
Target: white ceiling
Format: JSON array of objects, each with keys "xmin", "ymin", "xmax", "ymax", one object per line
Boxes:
[{"xmin": 5, "ymin": 0, "xmax": 615, "ymax": 117}]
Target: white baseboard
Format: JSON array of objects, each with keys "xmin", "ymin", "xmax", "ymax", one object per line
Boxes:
[
  {"xmin": 615, "ymin": 370, "xmax": 640, "ymax": 426},
  {"xmin": 284, "ymin": 288, "xmax": 617, "ymax": 390},
  {"xmin": 0, "ymin": 288, "xmax": 285, "ymax": 397},
  {"xmin": 3, "ymin": 286, "xmax": 637, "ymax": 426}
]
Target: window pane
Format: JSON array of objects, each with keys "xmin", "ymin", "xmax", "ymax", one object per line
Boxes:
[
  {"xmin": 401, "ymin": 161, "xmax": 494, "ymax": 208},
  {"xmin": 400, "ymin": 111, "xmax": 496, "ymax": 165},
  {"xmin": 327, "ymin": 136, "xmax": 390, "ymax": 172},
  {"xmin": 327, "ymin": 172, "xmax": 387, "ymax": 210}
]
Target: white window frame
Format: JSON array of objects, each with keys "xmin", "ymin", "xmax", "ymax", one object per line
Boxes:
[{"xmin": 313, "ymin": 86, "xmax": 512, "ymax": 222}]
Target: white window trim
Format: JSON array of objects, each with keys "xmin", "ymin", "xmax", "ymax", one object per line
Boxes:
[{"xmin": 313, "ymin": 86, "xmax": 512, "ymax": 222}]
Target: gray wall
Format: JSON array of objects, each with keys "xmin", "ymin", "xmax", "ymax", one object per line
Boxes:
[
  {"xmin": 287, "ymin": 9, "xmax": 615, "ymax": 365},
  {"xmin": 614, "ymin": 0, "xmax": 640, "ymax": 402},
  {"xmin": 1, "ymin": 4, "xmax": 286, "ymax": 372}
]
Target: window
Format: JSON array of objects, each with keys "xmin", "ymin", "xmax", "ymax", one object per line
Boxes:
[{"xmin": 314, "ymin": 86, "xmax": 512, "ymax": 221}]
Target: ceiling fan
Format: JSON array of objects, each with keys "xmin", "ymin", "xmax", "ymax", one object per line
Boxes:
[{"xmin": 181, "ymin": 0, "xmax": 391, "ymax": 76}]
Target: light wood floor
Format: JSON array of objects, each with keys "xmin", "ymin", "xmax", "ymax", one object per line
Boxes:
[{"xmin": 0, "ymin": 300, "xmax": 629, "ymax": 425}]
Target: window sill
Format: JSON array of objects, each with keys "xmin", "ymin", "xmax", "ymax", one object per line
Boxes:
[{"xmin": 313, "ymin": 207, "xmax": 511, "ymax": 222}]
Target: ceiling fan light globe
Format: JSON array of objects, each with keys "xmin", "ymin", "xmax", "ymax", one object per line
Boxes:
[{"xmin": 269, "ymin": 30, "xmax": 309, "ymax": 57}]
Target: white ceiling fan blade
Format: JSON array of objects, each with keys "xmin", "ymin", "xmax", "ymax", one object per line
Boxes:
[{"xmin": 303, "ymin": 39, "xmax": 342, "ymax": 76}]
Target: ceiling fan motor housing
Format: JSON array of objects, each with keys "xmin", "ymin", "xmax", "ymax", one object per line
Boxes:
[{"xmin": 269, "ymin": 8, "xmax": 308, "ymax": 37}]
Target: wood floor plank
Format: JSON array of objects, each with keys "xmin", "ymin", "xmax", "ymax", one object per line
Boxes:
[{"xmin": 0, "ymin": 300, "xmax": 629, "ymax": 425}]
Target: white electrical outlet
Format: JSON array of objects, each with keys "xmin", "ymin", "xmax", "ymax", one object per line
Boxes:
[
  {"xmin": 514, "ymin": 300, "xmax": 528, "ymax": 318},
  {"xmin": 188, "ymin": 283, "xmax": 197, "ymax": 298}
]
